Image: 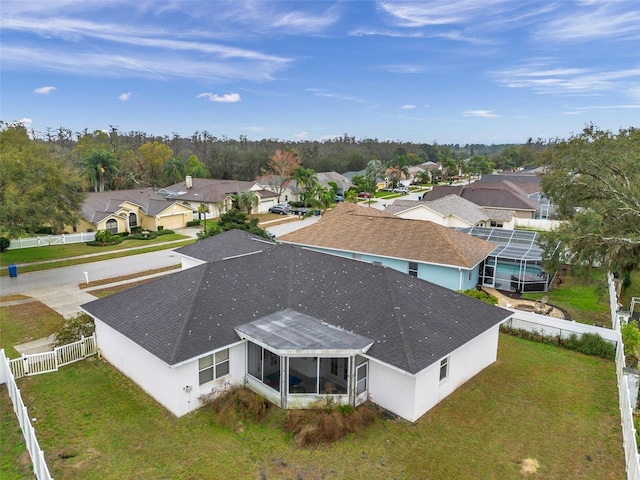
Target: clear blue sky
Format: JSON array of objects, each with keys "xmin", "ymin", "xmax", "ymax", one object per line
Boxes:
[{"xmin": 2, "ymin": 1, "xmax": 639, "ymax": 145}]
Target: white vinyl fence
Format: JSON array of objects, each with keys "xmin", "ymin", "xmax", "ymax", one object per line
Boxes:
[
  {"xmin": 0, "ymin": 349, "xmax": 54, "ymax": 480},
  {"xmin": 8, "ymin": 232, "xmax": 96, "ymax": 250},
  {"xmin": 0, "ymin": 335, "xmax": 97, "ymax": 480},
  {"xmin": 504, "ymin": 275, "xmax": 639, "ymax": 480},
  {"xmin": 9, "ymin": 335, "xmax": 97, "ymax": 379}
]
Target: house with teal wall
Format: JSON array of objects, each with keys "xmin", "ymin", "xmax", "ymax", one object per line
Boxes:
[{"xmin": 278, "ymin": 203, "xmax": 495, "ymax": 292}]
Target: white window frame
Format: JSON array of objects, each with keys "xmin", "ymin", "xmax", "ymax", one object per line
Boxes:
[
  {"xmin": 439, "ymin": 356, "xmax": 449, "ymax": 382},
  {"xmin": 198, "ymin": 349, "xmax": 230, "ymax": 386}
]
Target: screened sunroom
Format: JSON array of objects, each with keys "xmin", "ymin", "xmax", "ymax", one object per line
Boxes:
[
  {"xmin": 235, "ymin": 308, "xmax": 373, "ymax": 410},
  {"xmin": 459, "ymin": 226, "xmax": 557, "ymax": 293}
]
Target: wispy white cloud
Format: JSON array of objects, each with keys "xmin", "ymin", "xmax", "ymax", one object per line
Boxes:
[
  {"xmin": 4, "ymin": 45, "xmax": 282, "ymax": 82},
  {"xmin": 350, "ymin": 28, "xmax": 424, "ymax": 38},
  {"xmin": 293, "ymin": 131, "xmax": 308, "ymax": 140},
  {"xmin": 197, "ymin": 92, "xmax": 241, "ymax": 103},
  {"xmin": 18, "ymin": 117, "xmax": 33, "ymax": 126},
  {"xmin": 33, "ymin": 86, "xmax": 56, "ymax": 94},
  {"xmin": 381, "ymin": 64, "xmax": 428, "ymax": 74},
  {"xmin": 462, "ymin": 110, "xmax": 499, "ymax": 118},
  {"xmin": 271, "ymin": 7, "xmax": 340, "ymax": 32},
  {"xmin": 401, "ymin": 104, "xmax": 416, "ymax": 109},
  {"xmin": 493, "ymin": 61, "xmax": 640, "ymax": 97},
  {"xmin": 540, "ymin": 3, "xmax": 640, "ymax": 42},
  {"xmin": 119, "ymin": 92, "xmax": 132, "ymax": 101},
  {"xmin": 306, "ymin": 88, "xmax": 369, "ymax": 104}
]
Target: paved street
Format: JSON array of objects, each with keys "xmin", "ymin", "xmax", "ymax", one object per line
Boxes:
[{"xmin": 1, "ymin": 249, "xmax": 182, "ymax": 297}]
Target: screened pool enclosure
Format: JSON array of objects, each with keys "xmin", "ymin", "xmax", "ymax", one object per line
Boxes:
[{"xmin": 459, "ymin": 227, "xmax": 556, "ymax": 293}]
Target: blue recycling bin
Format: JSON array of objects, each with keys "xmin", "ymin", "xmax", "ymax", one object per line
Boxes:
[
  {"xmin": 315, "ymin": 209, "xmax": 321, "ymax": 216},
  {"xmin": 8, "ymin": 265, "xmax": 17, "ymax": 277}
]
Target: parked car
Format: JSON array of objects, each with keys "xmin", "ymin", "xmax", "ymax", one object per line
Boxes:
[
  {"xmin": 290, "ymin": 206, "xmax": 310, "ymax": 215},
  {"xmin": 334, "ymin": 195, "xmax": 344, "ymax": 203},
  {"xmin": 393, "ymin": 187, "xmax": 409, "ymax": 194},
  {"xmin": 357, "ymin": 192, "xmax": 372, "ymax": 198},
  {"xmin": 269, "ymin": 204, "xmax": 290, "ymax": 215}
]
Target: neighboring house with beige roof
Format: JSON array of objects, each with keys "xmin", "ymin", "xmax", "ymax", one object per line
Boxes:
[
  {"xmin": 163, "ymin": 177, "xmax": 279, "ymax": 218},
  {"xmin": 422, "ymin": 182, "xmax": 539, "ymax": 219},
  {"xmin": 278, "ymin": 203, "xmax": 496, "ymax": 292},
  {"xmin": 71, "ymin": 188, "xmax": 193, "ymax": 233}
]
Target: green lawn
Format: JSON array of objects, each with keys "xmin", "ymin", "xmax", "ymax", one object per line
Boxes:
[
  {"xmin": 1, "ymin": 335, "xmax": 624, "ymax": 479},
  {"xmin": 522, "ymin": 269, "xmax": 612, "ymax": 326},
  {"xmin": 0, "ymin": 234, "xmax": 188, "ymax": 267},
  {"xmin": 0, "ymin": 237, "xmax": 195, "ymax": 276},
  {"xmin": 0, "ymin": 302, "xmax": 65, "ymax": 359}
]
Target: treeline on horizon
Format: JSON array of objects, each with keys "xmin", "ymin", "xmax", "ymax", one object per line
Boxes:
[{"xmin": 7, "ymin": 122, "xmax": 550, "ymax": 190}]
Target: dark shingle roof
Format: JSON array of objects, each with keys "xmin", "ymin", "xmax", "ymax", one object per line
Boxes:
[
  {"xmin": 83, "ymin": 242, "xmax": 511, "ymax": 373},
  {"xmin": 173, "ymin": 230, "xmax": 276, "ymax": 263}
]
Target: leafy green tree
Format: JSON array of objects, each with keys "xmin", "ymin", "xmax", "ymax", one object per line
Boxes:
[
  {"xmin": 80, "ymin": 149, "xmax": 118, "ymax": 192},
  {"xmin": 163, "ymin": 156, "xmax": 186, "ymax": 185},
  {"xmin": 198, "ymin": 211, "xmax": 270, "ymax": 239},
  {"xmin": 539, "ymin": 125, "xmax": 640, "ymax": 276},
  {"xmin": 187, "ymin": 154, "xmax": 210, "ymax": 178},
  {"xmin": 0, "ymin": 123, "xmax": 85, "ymax": 238},
  {"xmin": 137, "ymin": 141, "xmax": 174, "ymax": 187}
]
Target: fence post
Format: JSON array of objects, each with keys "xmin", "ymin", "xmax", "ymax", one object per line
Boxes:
[
  {"xmin": 80, "ymin": 335, "xmax": 86, "ymax": 357},
  {"xmin": 62, "ymin": 233, "xmax": 66, "ymax": 244},
  {"xmin": 22, "ymin": 354, "xmax": 29, "ymax": 375}
]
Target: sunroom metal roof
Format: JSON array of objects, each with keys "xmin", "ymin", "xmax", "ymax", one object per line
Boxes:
[
  {"xmin": 235, "ymin": 308, "xmax": 374, "ymax": 355},
  {"xmin": 458, "ymin": 226, "xmax": 545, "ymax": 262}
]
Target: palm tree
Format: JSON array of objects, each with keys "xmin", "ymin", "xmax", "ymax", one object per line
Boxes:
[
  {"xmin": 293, "ymin": 166, "xmax": 319, "ymax": 206},
  {"xmin": 364, "ymin": 159, "xmax": 385, "ymax": 204},
  {"xmin": 163, "ymin": 156, "xmax": 186, "ymax": 185},
  {"xmin": 386, "ymin": 166, "xmax": 401, "ymax": 188},
  {"xmin": 80, "ymin": 149, "xmax": 118, "ymax": 192},
  {"xmin": 237, "ymin": 189, "xmax": 259, "ymax": 217}
]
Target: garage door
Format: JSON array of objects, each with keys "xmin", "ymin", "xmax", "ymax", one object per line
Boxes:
[{"xmin": 158, "ymin": 213, "xmax": 187, "ymax": 230}]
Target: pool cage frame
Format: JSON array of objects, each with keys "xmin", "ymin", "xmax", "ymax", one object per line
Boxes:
[{"xmin": 460, "ymin": 226, "xmax": 559, "ymax": 293}]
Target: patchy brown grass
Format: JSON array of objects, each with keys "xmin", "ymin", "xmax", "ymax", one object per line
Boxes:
[
  {"xmin": 79, "ymin": 264, "xmax": 180, "ymax": 289},
  {"xmin": 200, "ymin": 384, "xmax": 272, "ymax": 429},
  {"xmin": 283, "ymin": 402, "xmax": 378, "ymax": 447},
  {"xmin": 0, "ymin": 294, "xmax": 31, "ymax": 302}
]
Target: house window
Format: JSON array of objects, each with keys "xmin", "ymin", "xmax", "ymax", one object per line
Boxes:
[
  {"xmin": 198, "ymin": 349, "xmax": 230, "ymax": 385},
  {"xmin": 469, "ymin": 269, "xmax": 472, "ymax": 281},
  {"xmin": 288, "ymin": 356, "xmax": 348, "ymax": 395},
  {"xmin": 353, "ymin": 253, "xmax": 361, "ymax": 260},
  {"xmin": 439, "ymin": 357, "xmax": 449, "ymax": 382},
  {"xmin": 408, "ymin": 262, "xmax": 418, "ymax": 277},
  {"xmin": 247, "ymin": 342, "xmax": 280, "ymax": 392},
  {"xmin": 129, "ymin": 212, "xmax": 138, "ymax": 227},
  {"xmin": 105, "ymin": 219, "xmax": 118, "ymax": 234},
  {"xmin": 490, "ymin": 221, "xmax": 503, "ymax": 228}
]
